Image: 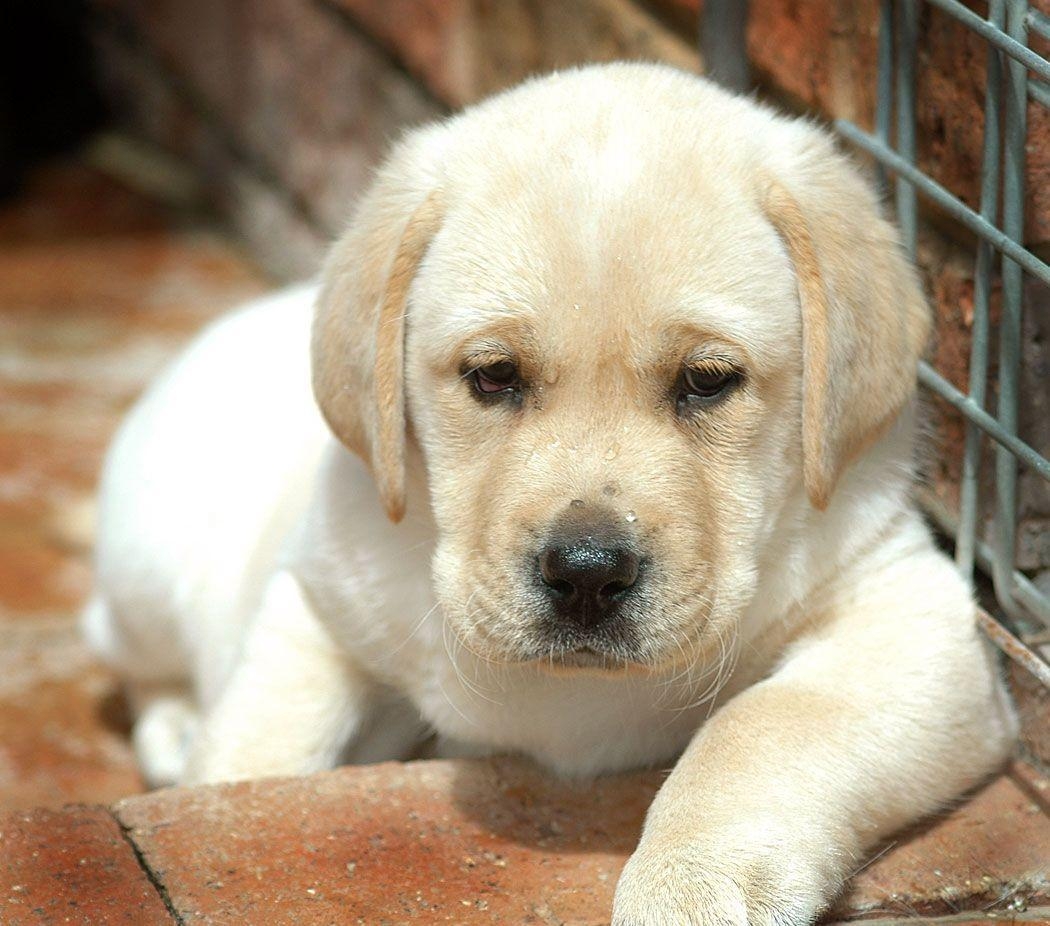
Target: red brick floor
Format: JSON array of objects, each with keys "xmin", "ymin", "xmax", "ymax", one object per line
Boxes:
[
  {"xmin": 0, "ymin": 159, "xmax": 1047, "ymax": 925},
  {"xmin": 1, "ymin": 759, "xmax": 1048, "ymax": 925},
  {"xmin": 0, "ymin": 160, "xmax": 268, "ymax": 811}
]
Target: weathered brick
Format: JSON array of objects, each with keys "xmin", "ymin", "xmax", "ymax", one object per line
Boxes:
[
  {"xmin": 918, "ymin": 2, "xmax": 1050, "ymax": 247},
  {"xmin": 748, "ymin": 0, "xmax": 880, "ymax": 126},
  {"xmin": 721, "ymin": 0, "xmax": 1050, "ymax": 243},
  {"xmin": 92, "ymin": 0, "xmax": 1050, "ymax": 247},
  {"xmin": 328, "ymin": 0, "xmax": 473, "ymax": 104},
  {"xmin": 97, "ymin": 0, "xmax": 442, "ymax": 242},
  {"xmin": 0, "ymin": 160, "xmax": 267, "ymax": 811},
  {"xmin": 0, "ymin": 621, "xmax": 143, "ymax": 812},
  {"xmin": 91, "ymin": 23, "xmax": 327, "ymax": 278},
  {"xmin": 113, "ymin": 758, "xmax": 660, "ymax": 924},
  {"xmin": 0, "ymin": 164, "xmax": 270, "ymax": 616},
  {"xmin": 332, "ymin": 0, "xmax": 699, "ymax": 108},
  {"xmin": 1017, "ymin": 278, "xmax": 1050, "ymax": 573},
  {"xmin": 833, "ymin": 761, "xmax": 1050, "ymax": 919},
  {"xmin": 92, "ymin": 0, "xmax": 249, "ymax": 130},
  {"xmin": 920, "ymin": 235, "xmax": 990, "ymax": 521},
  {"xmin": 827, "ymin": 918, "xmax": 1050, "ymax": 926},
  {"xmin": 0, "ymin": 805, "xmax": 173, "ymax": 925},
  {"xmin": 921, "ymin": 247, "xmax": 1050, "ymax": 574},
  {"xmin": 105, "ymin": 757, "xmax": 1050, "ymax": 924},
  {"xmin": 92, "ymin": 0, "xmax": 698, "ymax": 267},
  {"xmin": 665, "ymin": 0, "xmax": 1050, "ymax": 243},
  {"xmin": 1011, "ymin": 659, "xmax": 1050, "ymax": 771},
  {"xmin": 0, "ymin": 162, "xmax": 167, "ymax": 244}
]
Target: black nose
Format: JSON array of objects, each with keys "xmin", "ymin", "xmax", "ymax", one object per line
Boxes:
[{"xmin": 539, "ymin": 537, "xmax": 641, "ymax": 628}]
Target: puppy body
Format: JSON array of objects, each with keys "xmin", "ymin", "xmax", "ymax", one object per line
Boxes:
[{"xmin": 86, "ymin": 64, "xmax": 1015, "ymax": 924}]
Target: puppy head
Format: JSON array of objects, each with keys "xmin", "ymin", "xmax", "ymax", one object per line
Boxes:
[{"xmin": 313, "ymin": 64, "xmax": 928, "ymax": 672}]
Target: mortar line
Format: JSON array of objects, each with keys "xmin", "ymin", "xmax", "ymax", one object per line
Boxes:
[{"xmin": 111, "ymin": 807, "xmax": 187, "ymax": 926}]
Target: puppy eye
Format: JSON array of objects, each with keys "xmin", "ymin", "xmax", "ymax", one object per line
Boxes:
[
  {"xmin": 677, "ymin": 365, "xmax": 741, "ymax": 412},
  {"xmin": 470, "ymin": 361, "xmax": 521, "ymax": 399}
]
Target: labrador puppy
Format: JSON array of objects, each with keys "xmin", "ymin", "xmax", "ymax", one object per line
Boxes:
[{"xmin": 84, "ymin": 63, "xmax": 1016, "ymax": 924}]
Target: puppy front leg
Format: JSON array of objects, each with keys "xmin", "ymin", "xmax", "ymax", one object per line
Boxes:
[
  {"xmin": 612, "ymin": 553, "xmax": 1016, "ymax": 926},
  {"xmin": 182, "ymin": 570, "xmax": 376, "ymax": 785}
]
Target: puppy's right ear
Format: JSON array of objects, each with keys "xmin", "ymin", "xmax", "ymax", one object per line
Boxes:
[{"xmin": 312, "ymin": 132, "xmax": 446, "ymax": 523}]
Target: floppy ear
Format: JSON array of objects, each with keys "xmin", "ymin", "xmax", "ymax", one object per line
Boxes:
[
  {"xmin": 762, "ymin": 141, "xmax": 931, "ymax": 510},
  {"xmin": 312, "ymin": 134, "xmax": 445, "ymax": 523}
]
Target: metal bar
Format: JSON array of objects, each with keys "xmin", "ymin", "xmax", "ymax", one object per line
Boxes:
[
  {"xmin": 895, "ymin": 0, "xmax": 919, "ymax": 256},
  {"xmin": 1030, "ymin": 77, "xmax": 1050, "ymax": 106},
  {"xmin": 701, "ymin": 0, "xmax": 751, "ymax": 92},
  {"xmin": 875, "ymin": 0, "xmax": 896, "ymax": 195},
  {"xmin": 834, "ymin": 120, "xmax": 1050, "ymax": 285},
  {"xmin": 1029, "ymin": 7, "xmax": 1050, "ymax": 40},
  {"xmin": 918, "ymin": 364, "xmax": 1050, "ymax": 480},
  {"xmin": 925, "ymin": 0, "xmax": 1050, "ymax": 81},
  {"xmin": 921, "ymin": 490, "xmax": 1050, "ymax": 624},
  {"xmin": 924, "ymin": 496, "xmax": 1050, "ymax": 661},
  {"xmin": 977, "ymin": 610, "xmax": 1050, "ymax": 687},
  {"xmin": 1015, "ymin": 583, "xmax": 1050, "ymax": 627},
  {"xmin": 956, "ymin": 0, "xmax": 1005, "ymax": 579},
  {"xmin": 991, "ymin": 0, "xmax": 1030, "ymax": 625}
]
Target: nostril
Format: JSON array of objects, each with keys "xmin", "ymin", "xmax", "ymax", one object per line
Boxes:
[
  {"xmin": 546, "ymin": 577, "xmax": 575, "ymax": 598},
  {"xmin": 539, "ymin": 549, "xmax": 576, "ymax": 598},
  {"xmin": 600, "ymin": 551, "xmax": 640, "ymax": 599},
  {"xmin": 599, "ymin": 579, "xmax": 631, "ymax": 600}
]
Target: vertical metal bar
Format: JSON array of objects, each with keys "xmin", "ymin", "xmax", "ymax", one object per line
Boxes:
[
  {"xmin": 895, "ymin": 0, "xmax": 919, "ymax": 256},
  {"xmin": 701, "ymin": 0, "xmax": 751, "ymax": 93},
  {"xmin": 993, "ymin": 0, "xmax": 1029, "ymax": 623},
  {"xmin": 1029, "ymin": 8, "xmax": 1050, "ymax": 41},
  {"xmin": 1030, "ymin": 78, "xmax": 1050, "ymax": 107},
  {"xmin": 956, "ymin": 0, "xmax": 1005, "ymax": 579},
  {"xmin": 875, "ymin": 0, "xmax": 895, "ymax": 195}
]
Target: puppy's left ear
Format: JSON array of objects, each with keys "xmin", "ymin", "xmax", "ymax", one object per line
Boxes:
[
  {"xmin": 312, "ymin": 129, "xmax": 446, "ymax": 522},
  {"xmin": 762, "ymin": 135, "xmax": 931, "ymax": 510}
]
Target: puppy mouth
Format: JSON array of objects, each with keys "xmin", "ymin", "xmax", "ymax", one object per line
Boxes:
[
  {"xmin": 444, "ymin": 583, "xmax": 652, "ymax": 671},
  {"xmin": 549, "ymin": 645, "xmax": 616, "ymax": 667},
  {"xmin": 521, "ymin": 640, "xmax": 646, "ymax": 674}
]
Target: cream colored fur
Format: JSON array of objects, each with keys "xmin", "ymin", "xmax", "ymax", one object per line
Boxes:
[{"xmin": 84, "ymin": 64, "xmax": 1015, "ymax": 925}]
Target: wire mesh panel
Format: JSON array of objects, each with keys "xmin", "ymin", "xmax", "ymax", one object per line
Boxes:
[{"xmin": 702, "ymin": 0, "xmax": 1050, "ymax": 687}]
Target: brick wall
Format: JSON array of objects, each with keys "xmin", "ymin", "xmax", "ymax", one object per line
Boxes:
[
  {"xmin": 87, "ymin": 1, "xmax": 1049, "ymax": 618},
  {"xmin": 87, "ymin": 1, "xmax": 1050, "ymax": 252}
]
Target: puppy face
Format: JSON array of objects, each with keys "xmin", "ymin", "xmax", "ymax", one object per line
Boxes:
[
  {"xmin": 407, "ymin": 163, "xmax": 803, "ymax": 669},
  {"xmin": 313, "ymin": 64, "xmax": 929, "ymax": 673}
]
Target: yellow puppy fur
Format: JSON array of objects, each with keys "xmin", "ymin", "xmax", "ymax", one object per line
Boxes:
[{"xmin": 85, "ymin": 63, "xmax": 1015, "ymax": 925}]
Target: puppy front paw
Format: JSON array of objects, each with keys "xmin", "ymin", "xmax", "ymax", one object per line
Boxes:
[{"xmin": 611, "ymin": 834, "xmax": 831, "ymax": 926}]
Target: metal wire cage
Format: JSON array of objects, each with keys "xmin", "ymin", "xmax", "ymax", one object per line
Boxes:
[{"xmin": 703, "ymin": 0, "xmax": 1050, "ymax": 688}]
